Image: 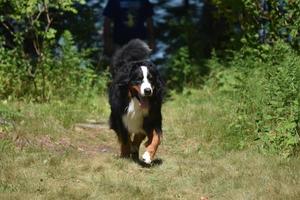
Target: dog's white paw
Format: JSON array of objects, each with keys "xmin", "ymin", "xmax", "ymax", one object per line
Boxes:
[{"xmin": 142, "ymin": 151, "xmax": 152, "ymax": 164}]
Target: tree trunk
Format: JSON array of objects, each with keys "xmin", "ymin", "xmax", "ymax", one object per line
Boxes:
[{"xmin": 184, "ymin": 0, "xmax": 189, "ymax": 9}]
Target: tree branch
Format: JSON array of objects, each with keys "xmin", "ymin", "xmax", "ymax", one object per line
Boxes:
[
  {"xmin": 1, "ymin": 21, "xmax": 15, "ymax": 36},
  {"xmin": 43, "ymin": 1, "xmax": 53, "ymax": 33}
]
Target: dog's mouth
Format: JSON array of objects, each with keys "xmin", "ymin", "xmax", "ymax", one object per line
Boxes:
[
  {"xmin": 135, "ymin": 94, "xmax": 149, "ymax": 109},
  {"xmin": 129, "ymin": 86, "xmax": 149, "ymax": 109}
]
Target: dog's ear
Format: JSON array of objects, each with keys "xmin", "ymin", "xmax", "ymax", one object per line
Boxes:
[
  {"xmin": 151, "ymin": 68, "xmax": 165, "ymax": 102},
  {"xmin": 109, "ymin": 72, "xmax": 130, "ymax": 114},
  {"xmin": 113, "ymin": 72, "xmax": 130, "ymax": 88}
]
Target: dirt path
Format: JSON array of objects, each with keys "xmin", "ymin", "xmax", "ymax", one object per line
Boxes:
[
  {"xmin": 31, "ymin": 120, "xmax": 119, "ymax": 156},
  {"xmin": 73, "ymin": 121, "xmax": 118, "ymax": 155}
]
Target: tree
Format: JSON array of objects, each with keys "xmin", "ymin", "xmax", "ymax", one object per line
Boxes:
[{"xmin": 0, "ymin": 0, "xmax": 101, "ymax": 101}]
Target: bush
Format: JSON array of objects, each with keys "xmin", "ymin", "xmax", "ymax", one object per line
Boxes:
[
  {"xmin": 0, "ymin": 0, "xmax": 106, "ymax": 102},
  {"xmin": 166, "ymin": 46, "xmax": 206, "ymax": 91},
  {"xmin": 255, "ymin": 43, "xmax": 299, "ymax": 156},
  {"xmin": 208, "ymin": 42, "xmax": 300, "ymax": 156},
  {"xmin": 0, "ymin": 43, "xmax": 30, "ymax": 99},
  {"xmin": 0, "ymin": 31, "xmax": 106, "ymax": 102}
]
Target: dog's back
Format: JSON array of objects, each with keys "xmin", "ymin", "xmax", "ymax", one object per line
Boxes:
[{"xmin": 111, "ymin": 39, "xmax": 151, "ymax": 77}]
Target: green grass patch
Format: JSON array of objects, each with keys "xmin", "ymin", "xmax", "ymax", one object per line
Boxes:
[
  {"xmin": 0, "ymin": 88, "xmax": 299, "ymax": 199},
  {"xmin": 0, "ymin": 95, "xmax": 109, "ymax": 140}
]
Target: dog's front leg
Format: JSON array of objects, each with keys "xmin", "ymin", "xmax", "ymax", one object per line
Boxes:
[
  {"xmin": 120, "ymin": 142, "xmax": 131, "ymax": 158},
  {"xmin": 119, "ymin": 133, "xmax": 131, "ymax": 158},
  {"xmin": 142, "ymin": 129, "xmax": 161, "ymax": 164},
  {"xmin": 131, "ymin": 134, "xmax": 146, "ymax": 160}
]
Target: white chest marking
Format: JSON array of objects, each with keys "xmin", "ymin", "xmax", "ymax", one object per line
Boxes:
[{"xmin": 122, "ymin": 98, "xmax": 148, "ymax": 134}]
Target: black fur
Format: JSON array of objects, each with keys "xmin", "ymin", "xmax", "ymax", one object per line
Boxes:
[{"xmin": 108, "ymin": 39, "xmax": 165, "ymax": 145}]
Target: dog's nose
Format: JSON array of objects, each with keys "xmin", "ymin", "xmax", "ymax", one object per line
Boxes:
[{"xmin": 144, "ymin": 88, "xmax": 152, "ymax": 96}]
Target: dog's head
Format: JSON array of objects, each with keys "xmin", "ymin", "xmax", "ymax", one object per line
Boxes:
[
  {"xmin": 129, "ymin": 65, "xmax": 156, "ymax": 108},
  {"xmin": 130, "ymin": 65, "xmax": 154, "ymax": 95},
  {"xmin": 111, "ymin": 60, "xmax": 164, "ymax": 110}
]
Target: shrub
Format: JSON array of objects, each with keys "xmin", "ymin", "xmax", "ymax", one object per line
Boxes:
[
  {"xmin": 0, "ymin": 0, "xmax": 107, "ymax": 101},
  {"xmin": 0, "ymin": 31, "xmax": 106, "ymax": 102},
  {"xmin": 255, "ymin": 43, "xmax": 299, "ymax": 156},
  {"xmin": 0, "ymin": 43, "xmax": 30, "ymax": 99},
  {"xmin": 166, "ymin": 46, "xmax": 205, "ymax": 91},
  {"xmin": 208, "ymin": 42, "xmax": 300, "ymax": 156}
]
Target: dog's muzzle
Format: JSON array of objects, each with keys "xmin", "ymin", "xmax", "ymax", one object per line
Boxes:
[{"xmin": 143, "ymin": 88, "xmax": 152, "ymax": 96}]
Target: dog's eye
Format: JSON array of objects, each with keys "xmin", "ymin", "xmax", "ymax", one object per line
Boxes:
[
  {"xmin": 130, "ymin": 79, "xmax": 142, "ymax": 85},
  {"xmin": 147, "ymin": 74, "xmax": 153, "ymax": 82}
]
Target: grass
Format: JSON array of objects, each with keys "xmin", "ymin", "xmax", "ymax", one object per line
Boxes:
[{"xmin": 0, "ymin": 89, "xmax": 299, "ymax": 200}]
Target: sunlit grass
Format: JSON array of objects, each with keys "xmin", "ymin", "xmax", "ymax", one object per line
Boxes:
[{"xmin": 0, "ymin": 89, "xmax": 299, "ymax": 199}]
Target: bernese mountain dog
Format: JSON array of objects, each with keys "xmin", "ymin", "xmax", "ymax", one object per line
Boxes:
[{"xmin": 108, "ymin": 39, "xmax": 164, "ymax": 164}]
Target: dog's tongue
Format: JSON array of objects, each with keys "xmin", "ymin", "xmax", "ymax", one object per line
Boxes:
[{"xmin": 139, "ymin": 97, "xmax": 149, "ymax": 109}]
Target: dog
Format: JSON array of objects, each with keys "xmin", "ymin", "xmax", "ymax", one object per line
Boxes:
[{"xmin": 108, "ymin": 39, "xmax": 164, "ymax": 164}]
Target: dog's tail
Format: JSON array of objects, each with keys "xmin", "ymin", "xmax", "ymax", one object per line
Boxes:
[{"xmin": 112, "ymin": 39, "xmax": 151, "ymax": 75}]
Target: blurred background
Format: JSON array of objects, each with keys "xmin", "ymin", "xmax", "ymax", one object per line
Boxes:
[{"xmin": 1, "ymin": 0, "xmax": 299, "ymax": 99}]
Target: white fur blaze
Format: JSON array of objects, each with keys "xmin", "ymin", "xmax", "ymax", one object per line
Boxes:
[
  {"xmin": 140, "ymin": 66, "xmax": 153, "ymax": 96},
  {"xmin": 142, "ymin": 151, "xmax": 152, "ymax": 164}
]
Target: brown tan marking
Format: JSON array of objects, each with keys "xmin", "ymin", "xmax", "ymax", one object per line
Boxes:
[
  {"xmin": 145, "ymin": 129, "xmax": 161, "ymax": 160},
  {"xmin": 129, "ymin": 85, "xmax": 141, "ymax": 95}
]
